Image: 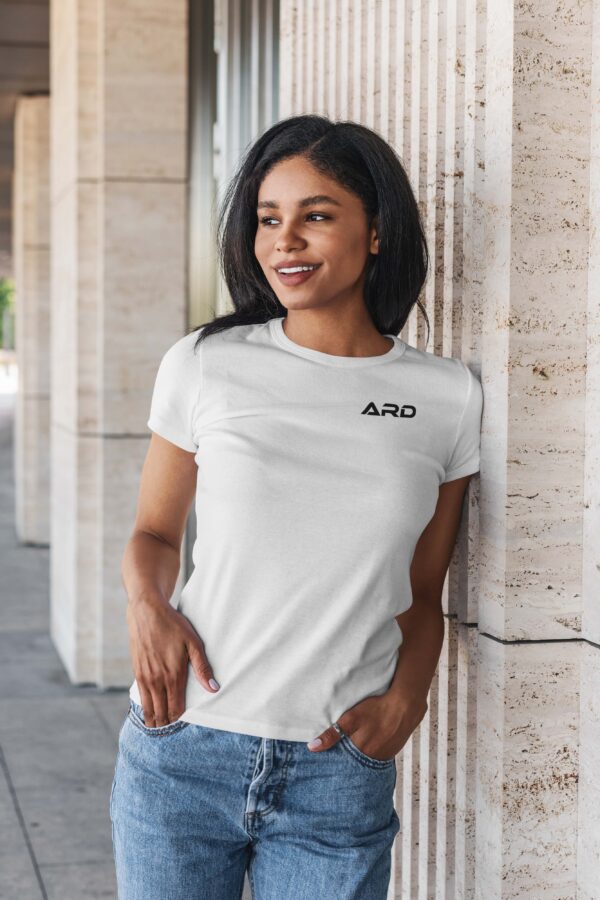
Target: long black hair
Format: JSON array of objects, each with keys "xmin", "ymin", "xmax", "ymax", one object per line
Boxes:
[{"xmin": 191, "ymin": 114, "xmax": 430, "ymax": 351}]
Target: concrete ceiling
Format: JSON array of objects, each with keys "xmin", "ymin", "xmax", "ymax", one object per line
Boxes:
[{"xmin": 0, "ymin": 1, "xmax": 49, "ymax": 278}]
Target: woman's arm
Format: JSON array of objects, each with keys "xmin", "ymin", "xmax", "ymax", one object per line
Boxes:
[
  {"xmin": 120, "ymin": 433, "xmax": 220, "ymax": 726},
  {"xmin": 388, "ymin": 473, "xmax": 476, "ymax": 708},
  {"xmin": 121, "ymin": 433, "xmax": 197, "ymax": 610}
]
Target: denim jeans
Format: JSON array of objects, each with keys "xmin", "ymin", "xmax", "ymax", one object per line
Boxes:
[{"xmin": 110, "ymin": 698, "xmax": 400, "ymax": 899}]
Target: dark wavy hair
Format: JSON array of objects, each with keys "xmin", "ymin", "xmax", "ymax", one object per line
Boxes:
[{"xmin": 191, "ymin": 114, "xmax": 429, "ymax": 352}]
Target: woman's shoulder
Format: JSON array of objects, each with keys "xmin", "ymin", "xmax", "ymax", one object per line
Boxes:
[
  {"xmin": 399, "ymin": 344, "xmax": 482, "ymax": 418},
  {"xmin": 401, "ymin": 341, "xmax": 476, "ymax": 381}
]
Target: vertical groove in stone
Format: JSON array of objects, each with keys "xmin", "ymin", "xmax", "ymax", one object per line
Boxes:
[
  {"xmin": 364, "ymin": 0, "xmax": 377, "ymax": 130},
  {"xmin": 267, "ymin": 0, "xmax": 279, "ymax": 127},
  {"xmin": 339, "ymin": 0, "xmax": 351, "ymax": 119},
  {"xmin": 379, "ymin": 0, "xmax": 392, "ymax": 139},
  {"xmin": 454, "ymin": 624, "xmax": 479, "ymax": 899},
  {"xmin": 351, "ymin": 0, "xmax": 363, "ymax": 121},
  {"xmin": 419, "ymin": 0, "xmax": 430, "ymax": 236},
  {"xmin": 315, "ymin": 0, "xmax": 326, "ymax": 115},
  {"xmin": 461, "ymin": 0, "xmax": 486, "ymax": 371},
  {"xmin": 391, "ymin": 740, "xmax": 403, "ymax": 898},
  {"xmin": 393, "ymin": 1, "xmax": 408, "ymax": 162},
  {"xmin": 250, "ymin": 0, "xmax": 261, "ymax": 137},
  {"xmin": 439, "ymin": 621, "xmax": 459, "ymax": 897},
  {"xmin": 400, "ymin": 732, "xmax": 419, "ymax": 897},
  {"xmin": 442, "ymin": 0, "xmax": 457, "ymax": 359},
  {"xmin": 305, "ymin": 0, "xmax": 315, "ymax": 112},
  {"xmin": 424, "ymin": 0, "xmax": 443, "ymax": 358},
  {"xmin": 405, "ymin": 0, "xmax": 427, "ymax": 349},
  {"xmin": 421, "ymin": 668, "xmax": 440, "ymax": 896},
  {"xmin": 434, "ymin": 636, "xmax": 449, "ymax": 899},
  {"xmin": 449, "ymin": 0, "xmax": 467, "ymax": 359},
  {"xmin": 326, "ymin": 0, "xmax": 339, "ymax": 117},
  {"xmin": 294, "ymin": 0, "xmax": 304, "ymax": 113},
  {"xmin": 278, "ymin": 1, "xmax": 295, "ymax": 118}
]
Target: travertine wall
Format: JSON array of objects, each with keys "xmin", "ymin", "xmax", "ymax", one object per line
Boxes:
[
  {"xmin": 49, "ymin": 0, "xmax": 189, "ymax": 685},
  {"xmin": 280, "ymin": 1, "xmax": 598, "ymax": 897},
  {"xmin": 13, "ymin": 96, "xmax": 50, "ymax": 546}
]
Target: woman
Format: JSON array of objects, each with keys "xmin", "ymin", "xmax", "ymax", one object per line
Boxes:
[{"xmin": 110, "ymin": 114, "xmax": 483, "ymax": 899}]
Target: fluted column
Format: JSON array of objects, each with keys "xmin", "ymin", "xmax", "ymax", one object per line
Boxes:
[{"xmin": 279, "ymin": 1, "xmax": 596, "ymax": 897}]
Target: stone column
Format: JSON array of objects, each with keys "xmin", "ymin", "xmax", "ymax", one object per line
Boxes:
[
  {"xmin": 476, "ymin": 0, "xmax": 593, "ymax": 896},
  {"xmin": 13, "ymin": 95, "xmax": 50, "ymax": 545},
  {"xmin": 49, "ymin": 0, "xmax": 188, "ymax": 685}
]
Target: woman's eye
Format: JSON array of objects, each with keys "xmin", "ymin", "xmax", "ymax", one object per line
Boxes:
[{"xmin": 259, "ymin": 213, "xmax": 329, "ymax": 226}]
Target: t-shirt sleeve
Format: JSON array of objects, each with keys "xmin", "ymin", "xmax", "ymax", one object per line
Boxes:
[
  {"xmin": 441, "ymin": 361, "xmax": 483, "ymax": 483},
  {"xmin": 146, "ymin": 332, "xmax": 202, "ymax": 452}
]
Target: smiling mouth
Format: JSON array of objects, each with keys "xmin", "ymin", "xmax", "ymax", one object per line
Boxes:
[{"xmin": 275, "ymin": 264, "xmax": 322, "ymax": 285}]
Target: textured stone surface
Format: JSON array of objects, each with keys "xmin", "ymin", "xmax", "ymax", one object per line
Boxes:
[
  {"xmin": 13, "ymin": 96, "xmax": 50, "ymax": 546},
  {"xmin": 476, "ymin": 637, "xmax": 579, "ymax": 898},
  {"xmin": 480, "ymin": 0, "xmax": 590, "ymax": 645}
]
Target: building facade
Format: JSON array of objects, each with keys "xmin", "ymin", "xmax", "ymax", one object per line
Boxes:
[{"xmin": 7, "ymin": 1, "xmax": 599, "ymax": 897}]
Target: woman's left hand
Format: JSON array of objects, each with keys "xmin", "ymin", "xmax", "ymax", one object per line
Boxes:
[{"xmin": 306, "ymin": 690, "xmax": 428, "ymax": 759}]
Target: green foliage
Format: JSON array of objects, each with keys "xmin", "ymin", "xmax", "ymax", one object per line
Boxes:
[{"xmin": 0, "ymin": 277, "xmax": 15, "ymax": 348}]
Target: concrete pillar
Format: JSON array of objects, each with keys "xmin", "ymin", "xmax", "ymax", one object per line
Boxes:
[
  {"xmin": 13, "ymin": 95, "xmax": 50, "ymax": 545},
  {"xmin": 49, "ymin": 0, "xmax": 188, "ymax": 686}
]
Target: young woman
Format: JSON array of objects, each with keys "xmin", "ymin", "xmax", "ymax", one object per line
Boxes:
[{"xmin": 110, "ymin": 114, "xmax": 483, "ymax": 899}]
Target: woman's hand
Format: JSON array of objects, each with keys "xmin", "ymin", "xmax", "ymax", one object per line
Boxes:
[
  {"xmin": 306, "ymin": 690, "xmax": 428, "ymax": 759},
  {"xmin": 126, "ymin": 597, "xmax": 220, "ymax": 727}
]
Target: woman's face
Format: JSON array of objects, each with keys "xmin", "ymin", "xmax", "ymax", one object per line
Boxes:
[{"xmin": 254, "ymin": 156, "xmax": 378, "ymax": 313}]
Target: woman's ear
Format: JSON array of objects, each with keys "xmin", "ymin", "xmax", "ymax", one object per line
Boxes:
[{"xmin": 369, "ymin": 218, "xmax": 379, "ymax": 255}]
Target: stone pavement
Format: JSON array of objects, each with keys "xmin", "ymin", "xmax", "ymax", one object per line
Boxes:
[
  {"xmin": 0, "ymin": 377, "xmax": 252, "ymax": 899},
  {"xmin": 0, "ymin": 379, "xmax": 125, "ymax": 897}
]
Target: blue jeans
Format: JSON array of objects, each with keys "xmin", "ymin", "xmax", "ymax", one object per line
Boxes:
[{"xmin": 110, "ymin": 699, "xmax": 400, "ymax": 899}]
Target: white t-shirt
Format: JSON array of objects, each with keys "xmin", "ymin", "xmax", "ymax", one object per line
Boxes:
[{"xmin": 129, "ymin": 316, "xmax": 483, "ymax": 741}]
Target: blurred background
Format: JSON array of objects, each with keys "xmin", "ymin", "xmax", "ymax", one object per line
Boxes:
[{"xmin": 0, "ymin": 1, "xmax": 598, "ymax": 898}]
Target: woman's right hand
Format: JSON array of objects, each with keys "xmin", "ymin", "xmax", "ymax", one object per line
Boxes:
[{"xmin": 126, "ymin": 597, "xmax": 220, "ymax": 727}]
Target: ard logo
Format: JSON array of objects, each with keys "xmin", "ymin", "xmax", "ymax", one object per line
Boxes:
[{"xmin": 361, "ymin": 402, "xmax": 416, "ymax": 418}]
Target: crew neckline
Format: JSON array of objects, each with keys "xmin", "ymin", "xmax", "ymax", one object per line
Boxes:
[{"xmin": 269, "ymin": 316, "xmax": 406, "ymax": 368}]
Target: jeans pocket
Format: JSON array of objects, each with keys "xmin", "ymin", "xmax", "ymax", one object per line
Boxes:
[
  {"xmin": 127, "ymin": 699, "xmax": 191, "ymax": 737},
  {"xmin": 340, "ymin": 733, "xmax": 396, "ymax": 769}
]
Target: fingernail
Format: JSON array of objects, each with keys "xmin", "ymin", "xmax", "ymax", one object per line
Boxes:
[
  {"xmin": 209, "ymin": 678, "xmax": 220, "ymax": 691},
  {"xmin": 307, "ymin": 738, "xmax": 322, "ymax": 749}
]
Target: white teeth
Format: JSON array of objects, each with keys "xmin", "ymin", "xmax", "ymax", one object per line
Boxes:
[{"xmin": 278, "ymin": 265, "xmax": 317, "ymax": 274}]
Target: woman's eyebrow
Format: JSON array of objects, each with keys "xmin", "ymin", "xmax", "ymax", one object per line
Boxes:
[{"xmin": 256, "ymin": 194, "xmax": 343, "ymax": 210}]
